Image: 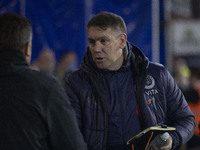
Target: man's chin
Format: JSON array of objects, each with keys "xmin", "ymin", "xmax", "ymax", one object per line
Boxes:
[{"xmin": 96, "ymin": 63, "xmax": 106, "ymax": 69}]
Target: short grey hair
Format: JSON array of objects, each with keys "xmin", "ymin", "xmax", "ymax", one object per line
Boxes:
[
  {"xmin": 87, "ymin": 11, "xmax": 127, "ymax": 35},
  {"xmin": 0, "ymin": 12, "xmax": 32, "ymax": 51}
]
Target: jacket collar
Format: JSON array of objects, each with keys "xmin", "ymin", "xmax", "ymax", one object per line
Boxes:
[
  {"xmin": 0, "ymin": 50, "xmax": 27, "ymax": 64},
  {"xmin": 0, "ymin": 50, "xmax": 28, "ymax": 75}
]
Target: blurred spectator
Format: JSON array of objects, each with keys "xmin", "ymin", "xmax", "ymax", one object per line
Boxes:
[
  {"xmin": 171, "ymin": 0, "xmax": 192, "ymax": 20},
  {"xmin": 55, "ymin": 51, "xmax": 78, "ymax": 84},
  {"xmin": 183, "ymin": 66, "xmax": 200, "ymax": 150},
  {"xmin": 31, "ymin": 48, "xmax": 56, "ymax": 73},
  {"xmin": 172, "ymin": 57, "xmax": 190, "ymax": 90}
]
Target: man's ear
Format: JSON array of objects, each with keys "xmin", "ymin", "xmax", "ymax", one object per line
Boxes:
[
  {"xmin": 119, "ymin": 33, "xmax": 127, "ymax": 49},
  {"xmin": 24, "ymin": 42, "xmax": 31, "ymax": 57},
  {"xmin": 23, "ymin": 41, "xmax": 32, "ymax": 64}
]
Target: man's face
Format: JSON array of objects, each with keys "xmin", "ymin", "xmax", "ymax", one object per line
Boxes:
[{"xmin": 88, "ymin": 26, "xmax": 126, "ymax": 70}]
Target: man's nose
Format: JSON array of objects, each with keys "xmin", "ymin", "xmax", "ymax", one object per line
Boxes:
[{"xmin": 94, "ymin": 41, "xmax": 102, "ymax": 52}]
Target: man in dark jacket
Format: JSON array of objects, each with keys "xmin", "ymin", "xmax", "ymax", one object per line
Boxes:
[
  {"xmin": 64, "ymin": 12, "xmax": 195, "ymax": 150},
  {"xmin": 0, "ymin": 12, "xmax": 87, "ymax": 150}
]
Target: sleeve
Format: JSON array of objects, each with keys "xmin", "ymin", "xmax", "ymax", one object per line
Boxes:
[
  {"xmin": 163, "ymin": 68, "xmax": 195, "ymax": 149},
  {"xmin": 45, "ymin": 76, "xmax": 87, "ymax": 150},
  {"xmin": 63, "ymin": 73, "xmax": 83, "ymax": 128}
]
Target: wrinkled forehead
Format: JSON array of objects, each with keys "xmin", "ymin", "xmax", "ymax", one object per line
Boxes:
[{"xmin": 87, "ymin": 26, "xmax": 120, "ymax": 38}]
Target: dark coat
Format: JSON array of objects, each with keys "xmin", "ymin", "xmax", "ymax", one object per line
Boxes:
[
  {"xmin": 0, "ymin": 50, "xmax": 87, "ymax": 150},
  {"xmin": 64, "ymin": 42, "xmax": 195, "ymax": 150}
]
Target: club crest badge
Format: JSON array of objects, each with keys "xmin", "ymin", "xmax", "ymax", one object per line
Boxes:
[{"xmin": 145, "ymin": 75, "xmax": 155, "ymax": 90}]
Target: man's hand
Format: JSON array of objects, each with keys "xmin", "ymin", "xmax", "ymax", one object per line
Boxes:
[{"xmin": 149, "ymin": 135, "xmax": 172, "ymax": 150}]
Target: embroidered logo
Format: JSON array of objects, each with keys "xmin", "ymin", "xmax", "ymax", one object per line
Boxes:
[
  {"xmin": 145, "ymin": 75, "xmax": 155, "ymax": 89},
  {"xmin": 144, "ymin": 75, "xmax": 158, "ymax": 104}
]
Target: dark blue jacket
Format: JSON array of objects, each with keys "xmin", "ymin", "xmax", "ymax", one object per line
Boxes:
[
  {"xmin": 64, "ymin": 42, "xmax": 195, "ymax": 150},
  {"xmin": 0, "ymin": 50, "xmax": 87, "ymax": 150}
]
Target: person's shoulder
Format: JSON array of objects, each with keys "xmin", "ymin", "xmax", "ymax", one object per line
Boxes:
[
  {"xmin": 66, "ymin": 68, "xmax": 87, "ymax": 81},
  {"xmin": 65, "ymin": 67, "xmax": 91, "ymax": 89},
  {"xmin": 148, "ymin": 62, "xmax": 166, "ymax": 72},
  {"xmin": 147, "ymin": 62, "xmax": 169, "ymax": 78},
  {"xmin": 26, "ymin": 69, "xmax": 61, "ymax": 87},
  {"xmin": 28, "ymin": 69, "xmax": 53, "ymax": 79},
  {"xmin": 149, "ymin": 61, "xmax": 165, "ymax": 68}
]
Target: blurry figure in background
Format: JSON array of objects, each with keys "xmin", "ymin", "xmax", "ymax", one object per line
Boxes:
[
  {"xmin": 183, "ymin": 66, "xmax": 200, "ymax": 150},
  {"xmin": 55, "ymin": 51, "xmax": 78, "ymax": 84},
  {"xmin": 31, "ymin": 48, "xmax": 56, "ymax": 73},
  {"xmin": 172, "ymin": 57, "xmax": 190, "ymax": 91},
  {"xmin": 173, "ymin": 58, "xmax": 200, "ymax": 150}
]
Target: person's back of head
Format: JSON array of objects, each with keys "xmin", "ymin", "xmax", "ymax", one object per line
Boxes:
[
  {"xmin": 0, "ymin": 12, "xmax": 32, "ymax": 64},
  {"xmin": 87, "ymin": 11, "xmax": 127, "ymax": 35},
  {"xmin": 0, "ymin": 12, "xmax": 32, "ymax": 52}
]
